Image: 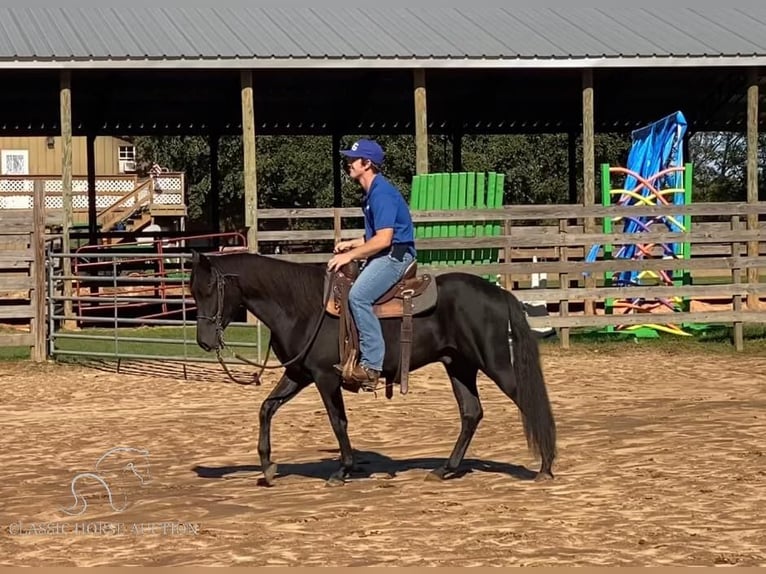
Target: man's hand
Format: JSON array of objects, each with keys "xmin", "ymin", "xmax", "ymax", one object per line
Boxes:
[
  {"xmin": 327, "ymin": 251, "xmax": 354, "ymax": 272},
  {"xmin": 333, "ymin": 240, "xmax": 356, "ymax": 253}
]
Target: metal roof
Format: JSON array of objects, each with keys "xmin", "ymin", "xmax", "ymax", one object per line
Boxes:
[{"xmin": 0, "ymin": 2, "xmax": 766, "ymax": 68}]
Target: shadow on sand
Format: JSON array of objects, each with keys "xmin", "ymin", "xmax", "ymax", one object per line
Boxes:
[{"xmin": 192, "ymin": 449, "xmax": 538, "ymax": 483}]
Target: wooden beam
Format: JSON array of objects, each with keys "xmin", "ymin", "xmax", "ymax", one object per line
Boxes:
[
  {"xmin": 414, "ymin": 69, "xmax": 428, "ymax": 174},
  {"xmin": 32, "ymin": 180, "xmax": 46, "ymax": 362},
  {"xmin": 241, "ymin": 70, "xmax": 258, "ymax": 253},
  {"xmin": 0, "ymin": 333, "xmax": 34, "ymax": 347},
  {"xmin": 59, "ymin": 70, "xmax": 75, "ymax": 330},
  {"xmin": 240, "ymin": 70, "xmax": 259, "ymax": 325},
  {"xmin": 582, "ymin": 69, "xmax": 596, "ymax": 314},
  {"xmin": 747, "ymin": 67, "xmax": 760, "ymax": 310},
  {"xmin": 254, "ymin": 202, "xmax": 766, "ymax": 221},
  {"xmin": 86, "ymin": 133, "xmax": 97, "ymax": 244},
  {"xmin": 527, "ymin": 310, "xmax": 766, "ymax": 330},
  {"xmin": 568, "ymin": 132, "xmax": 578, "ymax": 205},
  {"xmin": 332, "ymin": 132, "xmax": 342, "ymax": 207}
]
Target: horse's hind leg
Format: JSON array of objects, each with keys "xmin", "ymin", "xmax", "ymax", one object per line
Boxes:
[
  {"xmin": 483, "ymin": 362, "xmax": 554, "ymax": 481},
  {"xmin": 427, "ymin": 359, "xmax": 482, "ymax": 481},
  {"xmin": 257, "ymin": 371, "xmax": 311, "ymax": 487}
]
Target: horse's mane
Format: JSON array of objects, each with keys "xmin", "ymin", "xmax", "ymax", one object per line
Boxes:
[{"xmin": 210, "ymin": 252, "xmax": 327, "ymax": 318}]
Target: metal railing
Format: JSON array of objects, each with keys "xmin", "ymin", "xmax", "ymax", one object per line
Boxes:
[{"xmin": 47, "ymin": 247, "xmax": 268, "ymax": 372}]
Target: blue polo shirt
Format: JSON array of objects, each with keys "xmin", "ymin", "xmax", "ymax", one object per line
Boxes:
[{"xmin": 362, "ymin": 174, "xmax": 416, "ymax": 258}]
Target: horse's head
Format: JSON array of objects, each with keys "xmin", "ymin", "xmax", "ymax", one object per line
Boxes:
[{"xmin": 190, "ymin": 251, "xmax": 241, "ymax": 352}]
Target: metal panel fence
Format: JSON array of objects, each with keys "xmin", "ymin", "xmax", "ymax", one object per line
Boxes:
[{"xmin": 46, "ymin": 248, "xmax": 269, "ymax": 375}]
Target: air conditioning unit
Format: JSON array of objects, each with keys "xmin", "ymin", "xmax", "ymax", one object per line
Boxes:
[{"xmin": 119, "ymin": 160, "xmax": 137, "ymax": 173}]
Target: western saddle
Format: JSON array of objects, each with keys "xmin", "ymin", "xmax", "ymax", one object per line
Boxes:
[{"xmin": 325, "ymin": 259, "xmax": 437, "ymax": 397}]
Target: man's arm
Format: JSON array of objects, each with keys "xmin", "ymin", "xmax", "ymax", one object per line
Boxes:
[
  {"xmin": 327, "ymin": 230, "xmax": 392, "ymax": 271},
  {"xmin": 334, "ymin": 236, "xmax": 366, "ymax": 253},
  {"xmin": 347, "ymin": 228, "xmax": 393, "ymax": 259}
]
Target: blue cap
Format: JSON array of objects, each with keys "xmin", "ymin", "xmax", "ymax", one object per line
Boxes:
[{"xmin": 339, "ymin": 138, "xmax": 385, "ymax": 166}]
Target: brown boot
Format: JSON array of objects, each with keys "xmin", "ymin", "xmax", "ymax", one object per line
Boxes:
[{"xmin": 349, "ymin": 364, "xmax": 380, "ymax": 392}]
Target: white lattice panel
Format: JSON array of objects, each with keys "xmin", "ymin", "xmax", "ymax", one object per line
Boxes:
[
  {"xmin": 43, "ymin": 195, "xmax": 125, "ymax": 209},
  {"xmin": 152, "ymin": 193, "xmax": 183, "ymax": 205},
  {"xmin": 154, "ymin": 176, "xmax": 182, "ymax": 191},
  {"xmin": 1, "ymin": 175, "xmax": 186, "ymax": 216},
  {"xmin": 98, "ymin": 196, "xmax": 123, "ymax": 208},
  {"xmin": 43, "ymin": 179, "xmax": 135, "ymax": 192},
  {"xmin": 0, "ymin": 179, "xmax": 33, "ymax": 192},
  {"xmin": 43, "ymin": 180, "xmax": 87, "ymax": 192}
]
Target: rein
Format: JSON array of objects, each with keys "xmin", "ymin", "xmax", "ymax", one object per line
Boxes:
[{"xmin": 198, "ymin": 266, "xmax": 333, "ymax": 386}]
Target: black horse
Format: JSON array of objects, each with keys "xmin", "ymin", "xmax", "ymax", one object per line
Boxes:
[{"xmin": 189, "ymin": 250, "xmax": 557, "ymax": 487}]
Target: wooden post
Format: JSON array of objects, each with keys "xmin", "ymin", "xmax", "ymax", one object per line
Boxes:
[
  {"xmin": 502, "ymin": 219, "xmax": 512, "ymax": 290},
  {"xmin": 332, "ymin": 132, "xmax": 342, "ymax": 208},
  {"xmin": 558, "ymin": 219, "xmax": 570, "ymax": 349},
  {"xmin": 568, "ymin": 132, "xmax": 578, "ymax": 205},
  {"xmin": 746, "ymin": 67, "xmax": 760, "ymax": 311},
  {"xmin": 241, "ymin": 70, "xmax": 258, "ymax": 253},
  {"xmin": 60, "ymin": 70, "xmax": 75, "ymax": 330},
  {"xmin": 32, "ymin": 180, "xmax": 46, "ymax": 362},
  {"xmin": 414, "ymin": 69, "xmax": 428, "ymax": 175},
  {"xmin": 86, "ymin": 133, "xmax": 97, "ymax": 244},
  {"xmin": 731, "ymin": 215, "xmax": 744, "ymax": 351},
  {"xmin": 333, "ymin": 208, "xmax": 342, "ymax": 245},
  {"xmin": 241, "ymin": 70, "xmax": 258, "ymax": 325},
  {"xmin": 582, "ymin": 69, "xmax": 596, "ymax": 315}
]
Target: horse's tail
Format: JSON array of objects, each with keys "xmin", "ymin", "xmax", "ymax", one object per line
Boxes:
[{"xmin": 505, "ymin": 290, "xmax": 557, "ymax": 472}]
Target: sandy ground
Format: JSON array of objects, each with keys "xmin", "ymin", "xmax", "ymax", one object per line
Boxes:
[{"xmin": 1, "ymin": 346, "xmax": 765, "ymax": 567}]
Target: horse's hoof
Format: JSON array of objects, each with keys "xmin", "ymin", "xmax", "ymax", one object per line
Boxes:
[
  {"xmin": 425, "ymin": 468, "xmax": 447, "ymax": 481},
  {"xmin": 534, "ymin": 471, "xmax": 554, "ymax": 482},
  {"xmin": 257, "ymin": 463, "xmax": 277, "ymax": 487},
  {"xmin": 325, "ymin": 474, "xmax": 346, "ymax": 487}
]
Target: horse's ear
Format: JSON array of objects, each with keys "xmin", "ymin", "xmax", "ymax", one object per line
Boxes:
[{"xmin": 191, "ymin": 249, "xmax": 211, "ymax": 271}]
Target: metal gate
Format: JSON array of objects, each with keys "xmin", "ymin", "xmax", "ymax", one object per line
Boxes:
[{"xmin": 46, "ymin": 233, "xmax": 268, "ymax": 374}]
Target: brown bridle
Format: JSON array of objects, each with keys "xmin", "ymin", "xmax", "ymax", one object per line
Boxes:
[{"xmin": 196, "ymin": 265, "xmax": 333, "ymax": 386}]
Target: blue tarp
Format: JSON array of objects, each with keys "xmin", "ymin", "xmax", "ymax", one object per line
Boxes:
[{"xmin": 587, "ymin": 111, "xmax": 688, "ymax": 286}]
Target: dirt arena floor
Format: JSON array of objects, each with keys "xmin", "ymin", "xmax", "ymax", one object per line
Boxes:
[{"xmin": 1, "ymin": 345, "xmax": 765, "ymax": 567}]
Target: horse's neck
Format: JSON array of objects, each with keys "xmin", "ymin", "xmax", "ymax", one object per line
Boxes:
[
  {"xmin": 237, "ymin": 267, "xmax": 323, "ymax": 346},
  {"xmin": 242, "ymin": 295, "xmax": 300, "ymax": 332}
]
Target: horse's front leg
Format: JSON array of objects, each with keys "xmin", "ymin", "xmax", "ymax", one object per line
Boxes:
[
  {"xmin": 315, "ymin": 374, "xmax": 355, "ymax": 486},
  {"xmin": 257, "ymin": 371, "xmax": 310, "ymax": 486}
]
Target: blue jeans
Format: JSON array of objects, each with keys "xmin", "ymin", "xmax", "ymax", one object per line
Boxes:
[{"xmin": 348, "ymin": 251, "xmax": 415, "ymax": 372}]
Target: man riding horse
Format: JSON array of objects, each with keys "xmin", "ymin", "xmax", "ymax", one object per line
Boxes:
[{"xmin": 326, "ymin": 139, "xmax": 417, "ymax": 391}]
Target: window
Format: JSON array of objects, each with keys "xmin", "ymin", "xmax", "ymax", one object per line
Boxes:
[
  {"xmin": 1, "ymin": 149, "xmax": 29, "ymax": 175},
  {"xmin": 118, "ymin": 145, "xmax": 137, "ymax": 173},
  {"xmin": 118, "ymin": 146, "xmax": 136, "ymax": 161}
]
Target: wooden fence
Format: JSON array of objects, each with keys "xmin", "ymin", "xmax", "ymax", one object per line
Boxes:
[
  {"xmin": 0, "ymin": 181, "xmax": 47, "ymax": 360},
  {"xmin": 255, "ymin": 201, "xmax": 766, "ymax": 350},
  {"xmin": 2, "ymin": 196, "xmax": 765, "ymax": 359}
]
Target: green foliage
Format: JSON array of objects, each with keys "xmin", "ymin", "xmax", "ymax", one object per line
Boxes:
[{"xmin": 132, "ymin": 130, "xmax": 750, "ymax": 232}]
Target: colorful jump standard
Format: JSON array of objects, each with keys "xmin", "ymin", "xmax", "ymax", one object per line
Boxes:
[{"xmin": 587, "ymin": 111, "xmax": 703, "ymax": 339}]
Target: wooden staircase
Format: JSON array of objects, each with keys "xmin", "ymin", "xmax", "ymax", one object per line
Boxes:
[{"xmin": 97, "ymin": 178, "xmax": 155, "ymax": 232}]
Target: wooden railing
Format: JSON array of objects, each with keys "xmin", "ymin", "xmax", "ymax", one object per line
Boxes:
[
  {"xmin": 0, "ymin": 173, "xmax": 186, "ymax": 230},
  {"xmin": 97, "ymin": 178, "xmax": 154, "ymax": 231},
  {"xmin": 0, "ymin": 181, "xmax": 47, "ymax": 360},
  {"xmin": 254, "ymin": 202, "xmax": 766, "ymax": 350}
]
